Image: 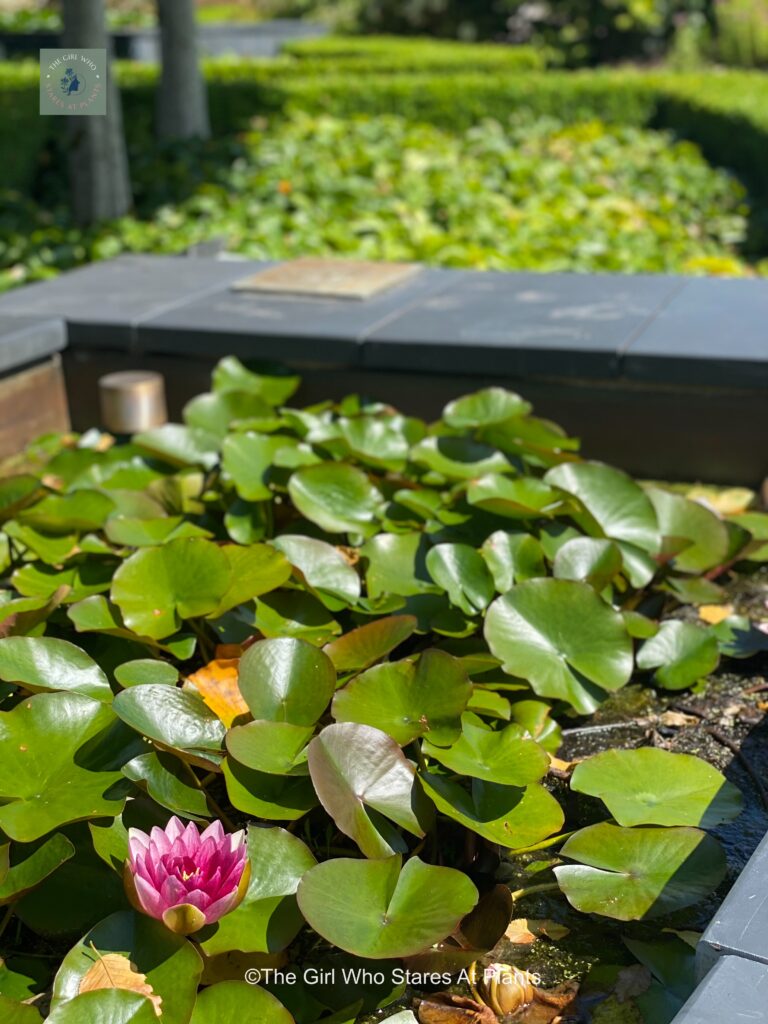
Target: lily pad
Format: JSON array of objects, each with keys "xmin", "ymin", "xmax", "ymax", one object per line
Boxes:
[
  {"xmin": 425, "ymin": 544, "xmax": 494, "ymax": 615},
  {"xmin": 545, "ymin": 461, "xmax": 659, "ymax": 553},
  {"xmin": 0, "ymin": 636, "xmax": 111, "ymax": 702},
  {"xmin": 114, "ymin": 659, "xmax": 178, "ymax": 688},
  {"xmin": 19, "ymin": 490, "xmax": 115, "ymax": 535},
  {"xmin": 51, "ymin": 910, "xmax": 201, "ymax": 1024},
  {"xmin": 223, "ymin": 758, "xmax": 317, "ymax": 821},
  {"xmin": 570, "ymin": 748, "xmax": 743, "ymax": 827},
  {"xmin": 362, "ymin": 532, "xmax": 440, "ymax": 600},
  {"xmin": 238, "ymin": 637, "xmax": 336, "ymax": 726},
  {"xmin": 410, "ymin": 436, "xmax": 510, "ymax": 480},
  {"xmin": 484, "ymin": 579, "xmax": 632, "ymax": 714},
  {"xmin": 443, "ymin": 388, "xmax": 532, "ymax": 429},
  {"xmin": 296, "ymin": 855, "xmax": 478, "ymax": 958},
  {"xmin": 212, "ymin": 356, "xmax": 300, "ymax": 405},
  {"xmin": 46, "ymin": 990, "xmax": 158, "ymax": 1024},
  {"xmin": 112, "ymin": 538, "xmax": 232, "ymax": 639},
  {"xmin": 121, "ymin": 751, "xmax": 210, "ymax": 819},
  {"xmin": 422, "ymin": 717, "xmax": 549, "ymax": 787},
  {"xmin": 134, "ymin": 423, "xmax": 219, "ymax": 470},
  {"xmin": 553, "ymin": 537, "xmax": 623, "ymax": 591},
  {"xmin": 251, "ymin": 590, "xmax": 341, "ymax": 645},
  {"xmin": 222, "ymin": 432, "xmax": 294, "ymax": 500},
  {"xmin": 419, "ymin": 773, "xmax": 564, "ymax": 849},
  {"xmin": 185, "ymin": 391, "xmax": 274, "ymax": 439},
  {"xmin": 332, "ymin": 650, "xmax": 471, "ymax": 746},
  {"xmin": 190, "ymin": 981, "xmax": 295, "ymax": 1024},
  {"xmin": 288, "ymin": 463, "xmax": 382, "ymax": 537},
  {"xmin": 0, "ymin": 833, "xmax": 75, "ymax": 904},
  {"xmin": 466, "ymin": 475, "xmax": 562, "ymax": 518},
  {"xmin": 113, "ymin": 685, "xmax": 226, "ymax": 762},
  {"xmin": 198, "ymin": 827, "xmax": 316, "ymax": 956},
  {"xmin": 554, "ymin": 822, "xmax": 727, "ymax": 920},
  {"xmin": 308, "ymin": 723, "xmax": 427, "ymax": 858},
  {"xmin": 212, "ymin": 543, "xmax": 292, "ymax": 616},
  {"xmin": 324, "ymin": 616, "xmax": 417, "ymax": 673},
  {"xmin": 647, "ymin": 488, "xmax": 729, "ymax": 574},
  {"xmin": 0, "ymin": 692, "xmax": 130, "ymax": 842},
  {"xmin": 480, "ymin": 531, "xmax": 546, "ymax": 590},
  {"xmin": 272, "ymin": 535, "xmax": 361, "ymax": 609},
  {"xmin": 226, "ymin": 720, "xmax": 313, "ymax": 775},
  {"xmin": 636, "ymin": 620, "xmax": 720, "ymax": 689}
]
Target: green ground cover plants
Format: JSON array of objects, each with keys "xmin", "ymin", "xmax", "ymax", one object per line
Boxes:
[{"xmin": 1, "ymin": 361, "xmax": 767, "ymax": 1021}]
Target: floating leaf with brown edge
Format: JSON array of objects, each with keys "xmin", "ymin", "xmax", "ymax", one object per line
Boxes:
[
  {"xmin": 324, "ymin": 615, "xmax": 417, "ymax": 673},
  {"xmin": 296, "ymin": 855, "xmax": 478, "ymax": 959}
]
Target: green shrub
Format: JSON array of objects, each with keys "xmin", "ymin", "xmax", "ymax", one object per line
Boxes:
[{"xmin": 715, "ymin": 0, "xmax": 768, "ymax": 67}]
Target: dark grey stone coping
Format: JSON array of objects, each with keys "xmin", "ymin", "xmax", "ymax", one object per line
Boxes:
[
  {"xmin": 0, "ymin": 255, "xmax": 766, "ymax": 392},
  {"xmin": 697, "ymin": 830, "xmax": 768, "ymax": 979},
  {"xmin": 0, "ymin": 315, "xmax": 66, "ymax": 374},
  {"xmin": 670, "ymin": 955, "xmax": 768, "ymax": 1023}
]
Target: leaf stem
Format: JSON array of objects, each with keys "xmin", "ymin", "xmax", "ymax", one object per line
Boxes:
[
  {"xmin": 508, "ymin": 882, "xmax": 561, "ymax": 902},
  {"xmin": 181, "ymin": 761, "xmax": 237, "ymax": 831},
  {"xmin": 409, "ymin": 740, "xmax": 427, "ymax": 772},
  {"xmin": 512, "ymin": 830, "xmax": 576, "ymax": 854},
  {"xmin": 0, "ymin": 905, "xmax": 15, "ymax": 943}
]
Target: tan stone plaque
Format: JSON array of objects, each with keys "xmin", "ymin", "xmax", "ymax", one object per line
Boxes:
[{"xmin": 231, "ymin": 258, "xmax": 422, "ymax": 300}]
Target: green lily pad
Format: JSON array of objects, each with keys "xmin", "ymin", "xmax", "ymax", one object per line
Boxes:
[
  {"xmin": 47, "ymin": 990, "xmax": 158, "ymax": 1023},
  {"xmin": 571, "ymin": 748, "xmax": 743, "ymax": 828},
  {"xmin": 0, "ymin": 692, "xmax": 130, "ymax": 842},
  {"xmin": 555, "ymin": 822, "xmax": 727, "ymax": 920},
  {"xmin": 636, "ymin": 620, "xmax": 720, "ymax": 689},
  {"xmin": 0, "ymin": 636, "xmax": 111, "ymax": 702},
  {"xmin": 212, "ymin": 543, "xmax": 292, "ymax": 616},
  {"xmin": 112, "ymin": 538, "xmax": 232, "ymax": 639},
  {"xmin": 212, "ymin": 356, "xmax": 300, "ymax": 405},
  {"xmin": 226, "ymin": 721, "xmax": 313, "ymax": 775},
  {"xmin": 422, "ymin": 717, "xmax": 549, "ymax": 786},
  {"xmin": 729, "ymin": 511, "xmax": 768, "ymax": 561},
  {"xmin": 647, "ymin": 488, "xmax": 729, "ymax": 574},
  {"xmin": 105, "ymin": 516, "xmax": 210, "ymax": 547},
  {"xmin": 553, "ymin": 537, "xmax": 623, "ymax": 591},
  {"xmin": 0, "ymin": 474, "xmax": 42, "ymax": 521},
  {"xmin": 0, "ymin": 955, "xmax": 51, "ymax": 1001},
  {"xmin": 443, "ymin": 388, "xmax": 532, "ymax": 429},
  {"xmin": 67, "ymin": 596, "xmax": 197, "ymax": 660},
  {"xmin": 238, "ymin": 637, "xmax": 336, "ymax": 726},
  {"xmin": 425, "ymin": 544, "xmax": 494, "ymax": 615},
  {"xmin": 122, "ymin": 751, "xmax": 211, "ymax": 819},
  {"xmin": 13, "ymin": 559, "xmax": 115, "ymax": 603},
  {"xmin": 419, "ymin": 773, "xmax": 564, "ymax": 849},
  {"xmin": 545, "ymin": 462, "xmax": 659, "ymax": 553},
  {"xmin": 134, "ymin": 423, "xmax": 220, "ymax": 469},
  {"xmin": 51, "ymin": 910, "xmax": 201, "ymax": 1024},
  {"xmin": 185, "ymin": 391, "xmax": 274, "ymax": 439},
  {"xmin": 190, "ymin": 981, "xmax": 295, "ymax": 1024},
  {"xmin": 251, "ymin": 590, "xmax": 341, "ymax": 644},
  {"xmin": 113, "ymin": 684, "xmax": 224, "ymax": 765},
  {"xmin": 296, "ymin": 855, "xmax": 478, "ymax": 958},
  {"xmin": 484, "ymin": 579, "xmax": 632, "ymax": 714},
  {"xmin": 332, "ymin": 650, "xmax": 471, "ymax": 746},
  {"xmin": 466, "ymin": 475, "xmax": 562, "ymax": 518},
  {"xmin": 223, "ymin": 758, "xmax": 317, "ymax": 821},
  {"xmin": 288, "ymin": 463, "xmax": 382, "ymax": 537},
  {"xmin": 222, "ymin": 432, "xmax": 294, "ymax": 500},
  {"xmin": 324, "ymin": 616, "xmax": 417, "ymax": 673},
  {"xmin": 337, "ymin": 415, "xmax": 412, "ymax": 471},
  {"xmin": 362, "ymin": 532, "xmax": 440, "ymax": 600},
  {"xmin": 272, "ymin": 535, "xmax": 361, "ymax": 609},
  {"xmin": 0, "ymin": 833, "xmax": 75, "ymax": 904},
  {"xmin": 409, "ymin": 436, "xmax": 510, "ymax": 480},
  {"xmin": 198, "ymin": 827, "xmax": 316, "ymax": 956},
  {"xmin": 308, "ymin": 723, "xmax": 427, "ymax": 858},
  {"xmin": 480, "ymin": 531, "xmax": 546, "ymax": 590},
  {"xmin": 19, "ymin": 490, "xmax": 115, "ymax": 535},
  {"xmin": 114, "ymin": 659, "xmax": 178, "ymax": 688}
]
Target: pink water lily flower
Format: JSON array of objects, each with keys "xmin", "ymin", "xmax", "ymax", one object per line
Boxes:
[{"xmin": 125, "ymin": 817, "xmax": 250, "ymax": 935}]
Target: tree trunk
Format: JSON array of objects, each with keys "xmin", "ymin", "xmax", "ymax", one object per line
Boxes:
[
  {"xmin": 61, "ymin": 0, "xmax": 132, "ymax": 224},
  {"xmin": 155, "ymin": 0, "xmax": 210, "ymax": 141}
]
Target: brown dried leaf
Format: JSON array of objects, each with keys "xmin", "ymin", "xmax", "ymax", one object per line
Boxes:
[
  {"xmin": 79, "ymin": 951, "xmax": 162, "ymax": 1017},
  {"xmin": 505, "ymin": 919, "xmax": 570, "ymax": 945},
  {"xmin": 416, "ymin": 994, "xmax": 497, "ymax": 1024},
  {"xmin": 699, "ymin": 604, "xmax": 734, "ymax": 625},
  {"xmin": 185, "ymin": 656, "xmax": 248, "ymax": 728},
  {"xmin": 659, "ymin": 710, "xmax": 699, "ymax": 728}
]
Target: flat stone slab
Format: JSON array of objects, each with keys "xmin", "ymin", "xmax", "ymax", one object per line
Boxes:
[
  {"xmin": 697, "ymin": 830, "xmax": 768, "ymax": 979},
  {"xmin": 671, "ymin": 955, "xmax": 768, "ymax": 1023},
  {"xmin": 0, "ymin": 257, "xmax": 256, "ymax": 351},
  {"xmin": 363, "ymin": 270, "xmax": 685, "ymax": 378},
  {"xmin": 0, "ymin": 315, "xmax": 66, "ymax": 373},
  {"xmin": 232, "ymin": 258, "xmax": 423, "ymax": 300},
  {"xmin": 623, "ymin": 278, "xmax": 768, "ymax": 387},
  {"xmin": 137, "ymin": 266, "xmax": 455, "ymax": 365}
]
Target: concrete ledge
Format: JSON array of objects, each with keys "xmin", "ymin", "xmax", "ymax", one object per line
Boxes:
[
  {"xmin": 671, "ymin": 955, "xmax": 768, "ymax": 1023},
  {"xmin": 0, "ymin": 314, "xmax": 66, "ymax": 373},
  {"xmin": 697, "ymin": 831, "xmax": 768, "ymax": 980}
]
